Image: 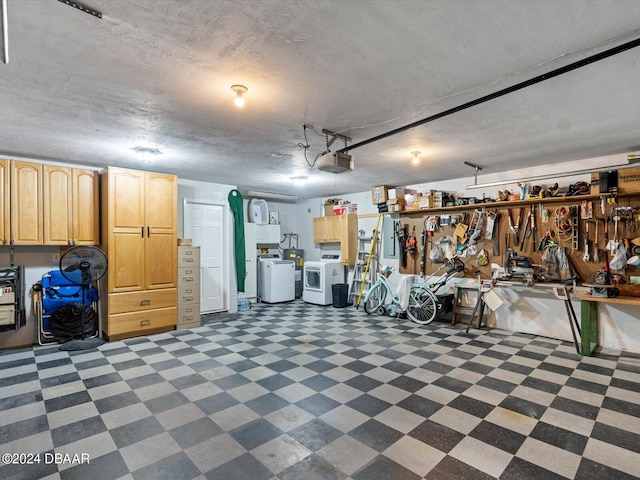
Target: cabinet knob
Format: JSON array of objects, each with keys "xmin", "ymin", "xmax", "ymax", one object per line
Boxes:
[
  {"xmin": 139, "ymin": 319, "xmax": 151, "ymax": 326},
  {"xmin": 139, "ymin": 299, "xmax": 151, "ymax": 305}
]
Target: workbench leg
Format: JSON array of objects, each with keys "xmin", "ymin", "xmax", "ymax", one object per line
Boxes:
[
  {"xmin": 580, "ymin": 301, "xmax": 598, "ymax": 356},
  {"xmin": 564, "ymin": 300, "xmax": 581, "ymax": 355}
]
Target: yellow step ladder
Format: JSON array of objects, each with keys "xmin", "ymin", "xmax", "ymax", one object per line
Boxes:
[{"xmin": 350, "ymin": 214, "xmax": 382, "ymax": 308}]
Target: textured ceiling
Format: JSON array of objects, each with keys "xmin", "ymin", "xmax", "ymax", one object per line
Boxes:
[{"xmin": 1, "ymin": 0, "xmax": 640, "ymax": 199}]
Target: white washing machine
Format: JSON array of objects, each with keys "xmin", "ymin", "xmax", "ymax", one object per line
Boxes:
[
  {"xmin": 303, "ymin": 254, "xmax": 345, "ymax": 305},
  {"xmin": 258, "ymin": 254, "xmax": 295, "ymax": 303}
]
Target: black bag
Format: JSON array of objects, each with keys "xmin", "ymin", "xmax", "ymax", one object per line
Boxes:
[{"xmin": 49, "ymin": 303, "xmax": 98, "ymax": 344}]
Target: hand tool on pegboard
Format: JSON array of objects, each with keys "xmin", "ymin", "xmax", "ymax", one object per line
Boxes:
[
  {"xmin": 530, "ymin": 204, "xmax": 537, "ymax": 252},
  {"xmin": 519, "ymin": 209, "xmax": 532, "ymax": 252},
  {"xmin": 583, "ymin": 221, "xmax": 591, "ymax": 262}
]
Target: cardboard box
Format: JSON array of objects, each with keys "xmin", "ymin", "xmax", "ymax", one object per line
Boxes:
[
  {"xmin": 372, "ymin": 186, "xmax": 390, "ymax": 204},
  {"xmin": 434, "ymin": 191, "xmax": 445, "ymax": 208},
  {"xmin": 387, "ymin": 198, "xmax": 406, "ymax": 212},
  {"xmin": 419, "ymin": 192, "xmax": 434, "ymax": 209},
  {"xmin": 324, "ymin": 204, "xmax": 335, "ymax": 216},
  {"xmin": 177, "ymin": 238, "xmax": 192, "ymax": 246},
  {"xmin": 389, "ymin": 187, "xmax": 415, "ymax": 200},
  {"xmin": 617, "ymin": 167, "xmax": 640, "ymax": 194},
  {"xmin": 0, "ymin": 305, "xmax": 14, "ymax": 326},
  {"xmin": 591, "ymin": 167, "xmax": 640, "ymax": 195},
  {"xmin": 0, "ymin": 290, "xmax": 15, "ymax": 304},
  {"xmin": 334, "ymin": 203, "xmax": 357, "ymax": 215}
]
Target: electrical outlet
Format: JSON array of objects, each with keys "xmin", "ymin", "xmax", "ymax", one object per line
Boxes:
[{"xmin": 53, "ymin": 253, "xmax": 60, "ymax": 265}]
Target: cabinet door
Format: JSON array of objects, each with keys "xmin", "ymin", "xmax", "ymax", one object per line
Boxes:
[
  {"xmin": 325, "ymin": 216, "xmax": 341, "ymax": 242},
  {"xmin": 313, "ymin": 217, "xmax": 326, "ymax": 242},
  {"xmin": 107, "ymin": 168, "xmax": 146, "ymax": 292},
  {"xmin": 72, "ymin": 169, "xmax": 99, "ymax": 245},
  {"xmin": 339, "ymin": 215, "xmax": 358, "ymax": 265},
  {"xmin": 144, "ymin": 172, "xmax": 177, "ymax": 289},
  {"xmin": 10, "ymin": 161, "xmax": 43, "ymax": 245},
  {"xmin": 145, "ymin": 172, "xmax": 177, "ymax": 232},
  {"xmin": 267, "ymin": 225, "xmax": 281, "ymax": 244},
  {"xmin": 0, "ymin": 159, "xmax": 9, "ymax": 245},
  {"xmin": 43, "ymin": 165, "xmax": 72, "ymax": 245}
]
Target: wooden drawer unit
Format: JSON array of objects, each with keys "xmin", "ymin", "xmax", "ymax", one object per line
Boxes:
[
  {"xmin": 107, "ymin": 307, "xmax": 177, "ymax": 337},
  {"xmin": 178, "ymin": 246, "xmax": 200, "ymax": 267},
  {"xmin": 109, "ymin": 289, "xmax": 177, "ymax": 314}
]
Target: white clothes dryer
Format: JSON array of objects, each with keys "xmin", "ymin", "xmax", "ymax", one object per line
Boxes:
[{"xmin": 303, "ymin": 254, "xmax": 344, "ymax": 305}]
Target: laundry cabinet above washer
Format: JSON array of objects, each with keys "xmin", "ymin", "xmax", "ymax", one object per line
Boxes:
[
  {"xmin": 255, "ymin": 224, "xmax": 281, "ymax": 244},
  {"xmin": 312, "ymin": 214, "xmax": 357, "ymax": 265}
]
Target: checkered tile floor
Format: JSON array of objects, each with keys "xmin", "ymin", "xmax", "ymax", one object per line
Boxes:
[{"xmin": 2, "ymin": 300, "xmax": 640, "ymax": 479}]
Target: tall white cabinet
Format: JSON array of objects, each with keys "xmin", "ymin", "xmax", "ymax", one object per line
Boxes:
[{"xmin": 244, "ymin": 223, "xmax": 257, "ymax": 299}]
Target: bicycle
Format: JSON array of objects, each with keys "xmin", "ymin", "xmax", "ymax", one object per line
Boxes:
[
  {"xmin": 363, "ymin": 265, "xmax": 439, "ymax": 325},
  {"xmin": 408, "ymin": 250, "xmax": 467, "ymax": 325}
]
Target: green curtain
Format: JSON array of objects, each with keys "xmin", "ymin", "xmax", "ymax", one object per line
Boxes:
[{"xmin": 227, "ymin": 189, "xmax": 246, "ymax": 292}]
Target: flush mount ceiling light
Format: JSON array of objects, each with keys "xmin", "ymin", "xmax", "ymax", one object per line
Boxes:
[
  {"xmin": 132, "ymin": 146, "xmax": 160, "ymax": 163},
  {"xmin": 411, "ymin": 151, "xmax": 421, "ymax": 165},
  {"xmin": 231, "ymin": 84, "xmax": 248, "ymax": 108}
]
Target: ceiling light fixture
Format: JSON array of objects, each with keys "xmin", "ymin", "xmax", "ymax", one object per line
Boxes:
[
  {"xmin": 231, "ymin": 85, "xmax": 248, "ymax": 108},
  {"xmin": 246, "ymin": 190, "xmax": 297, "ymax": 202},
  {"xmin": 132, "ymin": 146, "xmax": 160, "ymax": 163},
  {"xmin": 411, "ymin": 151, "xmax": 421, "ymax": 165}
]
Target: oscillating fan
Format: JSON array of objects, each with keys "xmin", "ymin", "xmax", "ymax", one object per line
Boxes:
[{"xmin": 58, "ymin": 245, "xmax": 108, "ymax": 351}]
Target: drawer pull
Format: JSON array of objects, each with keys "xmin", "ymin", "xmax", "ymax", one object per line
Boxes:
[
  {"xmin": 182, "ymin": 277, "xmax": 194, "ymax": 282},
  {"xmin": 182, "ymin": 296, "xmax": 194, "ymax": 302},
  {"xmin": 183, "ymin": 258, "xmax": 193, "ymax": 262},
  {"xmin": 183, "ymin": 315, "xmax": 193, "ymax": 321},
  {"xmin": 139, "ymin": 299, "xmax": 151, "ymax": 305},
  {"xmin": 140, "ymin": 319, "xmax": 151, "ymax": 326}
]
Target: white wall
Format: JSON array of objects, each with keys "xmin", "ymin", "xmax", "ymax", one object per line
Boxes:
[
  {"xmin": 297, "ymin": 152, "xmax": 640, "ymax": 353},
  {"xmin": 178, "ymin": 179, "xmax": 237, "ymax": 313}
]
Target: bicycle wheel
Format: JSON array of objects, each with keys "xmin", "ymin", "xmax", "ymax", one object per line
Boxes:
[
  {"xmin": 364, "ymin": 283, "xmax": 386, "ymax": 314},
  {"xmin": 406, "ymin": 285, "xmax": 438, "ymax": 325}
]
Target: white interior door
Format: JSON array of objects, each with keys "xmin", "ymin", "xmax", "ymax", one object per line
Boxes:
[{"xmin": 184, "ymin": 202, "xmax": 225, "ymax": 313}]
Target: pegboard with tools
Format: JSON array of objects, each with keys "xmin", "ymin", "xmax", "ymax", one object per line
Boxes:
[{"xmin": 396, "ymin": 193, "xmax": 640, "ymax": 284}]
